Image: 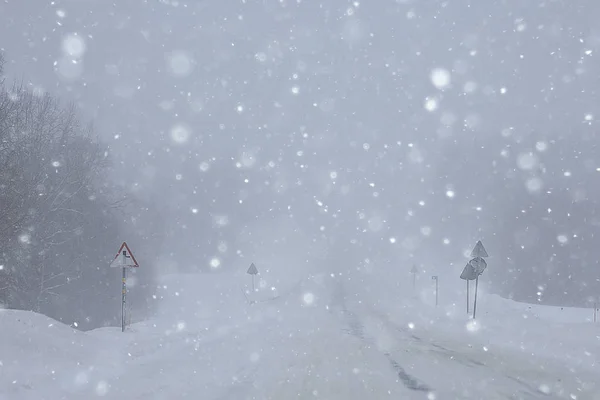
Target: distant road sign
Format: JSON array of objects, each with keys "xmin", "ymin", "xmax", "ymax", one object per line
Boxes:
[
  {"xmin": 110, "ymin": 242, "xmax": 139, "ymax": 268},
  {"xmin": 460, "ymin": 263, "xmax": 478, "ymax": 280},
  {"xmin": 470, "ymin": 241, "xmax": 489, "ymax": 258},
  {"xmin": 247, "ymin": 263, "xmax": 258, "ymax": 275},
  {"xmin": 462, "ymin": 240, "xmax": 489, "ymax": 320}
]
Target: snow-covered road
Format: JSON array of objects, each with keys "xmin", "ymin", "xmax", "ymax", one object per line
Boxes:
[
  {"xmin": 341, "ymin": 302, "xmax": 597, "ymax": 399},
  {"xmin": 2, "ymin": 272, "xmax": 599, "ymax": 399},
  {"xmin": 331, "ymin": 281, "xmax": 599, "ymax": 400}
]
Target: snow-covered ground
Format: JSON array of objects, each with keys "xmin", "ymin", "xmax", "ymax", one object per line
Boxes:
[{"xmin": 1, "ymin": 271, "xmax": 599, "ymax": 399}]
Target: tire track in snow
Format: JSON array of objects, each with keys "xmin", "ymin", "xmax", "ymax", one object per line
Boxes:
[
  {"xmin": 333, "ymin": 282, "xmax": 433, "ymax": 393},
  {"xmin": 384, "ymin": 354, "xmax": 431, "ymax": 392},
  {"xmin": 362, "ymin": 306, "xmax": 575, "ymax": 400}
]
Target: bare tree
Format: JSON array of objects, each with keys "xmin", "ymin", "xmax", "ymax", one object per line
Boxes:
[
  {"xmin": 0, "ymin": 51, "xmax": 4, "ymax": 82},
  {"xmin": 0, "ymin": 52, "xmax": 159, "ymax": 328}
]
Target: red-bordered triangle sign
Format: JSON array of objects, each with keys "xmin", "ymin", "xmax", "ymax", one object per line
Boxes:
[{"xmin": 111, "ymin": 242, "xmax": 139, "ymax": 267}]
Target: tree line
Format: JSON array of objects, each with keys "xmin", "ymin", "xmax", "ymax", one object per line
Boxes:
[{"xmin": 0, "ymin": 52, "xmax": 163, "ymax": 330}]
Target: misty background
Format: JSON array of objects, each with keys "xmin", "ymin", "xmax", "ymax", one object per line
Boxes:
[{"xmin": 0, "ymin": 0, "xmax": 599, "ymax": 330}]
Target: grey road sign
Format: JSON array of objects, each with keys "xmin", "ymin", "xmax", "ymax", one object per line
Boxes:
[
  {"xmin": 247, "ymin": 263, "xmax": 258, "ymax": 275},
  {"xmin": 470, "ymin": 240, "xmax": 489, "ymax": 258},
  {"xmin": 460, "ymin": 262, "xmax": 478, "ymax": 281}
]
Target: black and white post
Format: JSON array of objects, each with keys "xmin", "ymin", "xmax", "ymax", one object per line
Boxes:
[{"xmin": 110, "ymin": 242, "xmax": 139, "ymax": 333}]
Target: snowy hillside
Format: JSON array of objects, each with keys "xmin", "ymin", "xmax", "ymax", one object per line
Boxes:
[{"xmin": 2, "ymin": 272, "xmax": 599, "ymax": 399}]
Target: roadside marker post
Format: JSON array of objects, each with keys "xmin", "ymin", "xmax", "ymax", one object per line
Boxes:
[
  {"xmin": 411, "ymin": 264, "xmax": 418, "ymax": 291},
  {"xmin": 460, "ymin": 241, "xmax": 489, "ymax": 319},
  {"xmin": 247, "ymin": 263, "xmax": 258, "ymax": 291},
  {"xmin": 470, "ymin": 241, "xmax": 488, "ymax": 319},
  {"xmin": 110, "ymin": 242, "xmax": 139, "ymax": 332}
]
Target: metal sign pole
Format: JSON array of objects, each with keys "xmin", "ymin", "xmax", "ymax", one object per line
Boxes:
[
  {"xmin": 432, "ymin": 276, "xmax": 439, "ymax": 306},
  {"xmin": 121, "ymin": 250, "xmax": 128, "ymax": 332},
  {"xmin": 110, "ymin": 243, "xmax": 139, "ymax": 333},
  {"xmin": 473, "ymin": 276, "xmax": 479, "ymax": 319},
  {"xmin": 466, "ymin": 240, "xmax": 488, "ymax": 319},
  {"xmin": 247, "ymin": 263, "xmax": 258, "ymax": 292},
  {"xmin": 466, "ymin": 280, "xmax": 470, "ymax": 314}
]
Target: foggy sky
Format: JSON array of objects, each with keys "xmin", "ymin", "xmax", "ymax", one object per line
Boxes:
[{"xmin": 1, "ymin": 0, "xmax": 599, "ymax": 305}]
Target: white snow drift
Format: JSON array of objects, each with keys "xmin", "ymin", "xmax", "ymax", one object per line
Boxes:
[{"xmin": 1, "ymin": 271, "xmax": 599, "ymax": 399}]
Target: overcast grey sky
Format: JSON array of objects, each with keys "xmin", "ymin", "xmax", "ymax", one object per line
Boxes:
[{"xmin": 1, "ymin": 0, "xmax": 599, "ymax": 305}]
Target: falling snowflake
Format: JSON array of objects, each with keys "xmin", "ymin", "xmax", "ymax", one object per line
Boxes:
[
  {"xmin": 209, "ymin": 258, "xmax": 221, "ymax": 269},
  {"xmin": 95, "ymin": 381, "xmax": 109, "ymax": 396},
  {"xmin": 255, "ymin": 52, "xmax": 267, "ymax": 62},
  {"xmin": 167, "ymin": 50, "xmax": 194, "ymax": 77},
  {"xmin": 517, "ymin": 152, "xmax": 539, "ymax": 170},
  {"xmin": 199, "ymin": 162, "xmax": 210, "ymax": 172},
  {"xmin": 424, "ymin": 97, "xmax": 438, "ymax": 112},
  {"xmin": 302, "ymin": 292, "xmax": 315, "ymax": 305},
  {"xmin": 170, "ymin": 124, "xmax": 190, "ymax": 144},
  {"xmin": 557, "ymin": 235, "xmax": 568, "ymax": 244},
  {"xmin": 535, "ymin": 141, "xmax": 548, "ymax": 152},
  {"xmin": 525, "ymin": 177, "xmax": 543, "ymax": 193},
  {"xmin": 466, "ymin": 320, "xmax": 480, "ymax": 332},
  {"xmin": 61, "ymin": 33, "xmax": 86, "ymax": 58},
  {"xmin": 18, "ymin": 234, "xmax": 31, "ymax": 244},
  {"xmin": 430, "ymin": 68, "xmax": 451, "ymax": 89}
]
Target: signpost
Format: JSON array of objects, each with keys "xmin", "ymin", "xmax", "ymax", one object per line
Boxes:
[
  {"xmin": 411, "ymin": 264, "xmax": 418, "ymax": 291},
  {"xmin": 460, "ymin": 262, "xmax": 477, "ymax": 314},
  {"xmin": 469, "ymin": 240, "xmax": 489, "ymax": 319},
  {"xmin": 110, "ymin": 242, "xmax": 139, "ymax": 332},
  {"xmin": 247, "ymin": 263, "xmax": 258, "ymax": 291},
  {"xmin": 466, "ymin": 276, "xmax": 469, "ymax": 314},
  {"xmin": 431, "ymin": 275, "xmax": 439, "ymax": 306}
]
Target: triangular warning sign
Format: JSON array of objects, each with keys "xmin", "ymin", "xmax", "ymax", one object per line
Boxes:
[
  {"xmin": 460, "ymin": 261, "xmax": 480, "ymax": 280},
  {"xmin": 110, "ymin": 242, "xmax": 139, "ymax": 268},
  {"xmin": 470, "ymin": 240, "xmax": 489, "ymax": 258},
  {"xmin": 247, "ymin": 263, "xmax": 258, "ymax": 275}
]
